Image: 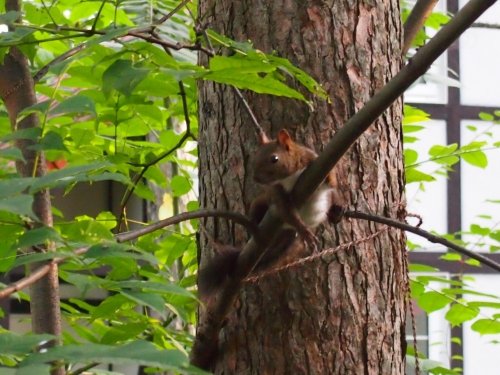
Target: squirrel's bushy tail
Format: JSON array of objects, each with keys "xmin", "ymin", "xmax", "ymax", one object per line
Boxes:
[{"xmin": 198, "ymin": 245, "xmax": 240, "ymax": 298}]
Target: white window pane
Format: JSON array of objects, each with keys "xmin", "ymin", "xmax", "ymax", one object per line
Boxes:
[
  {"xmin": 461, "ymin": 120, "xmax": 500, "ymax": 251},
  {"xmin": 406, "ymin": 0, "xmax": 448, "ymax": 104},
  {"xmin": 406, "ymin": 120, "xmax": 448, "ymax": 250},
  {"xmin": 463, "ymin": 274, "xmax": 500, "ymax": 375},
  {"xmin": 459, "ymin": 0, "xmax": 500, "ymax": 24},
  {"xmin": 460, "ymin": 28, "xmax": 500, "ymax": 107}
]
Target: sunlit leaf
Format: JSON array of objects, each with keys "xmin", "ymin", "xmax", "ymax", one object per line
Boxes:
[
  {"xmin": 445, "ymin": 303, "xmax": 479, "ymax": 326},
  {"xmin": 405, "ymin": 168, "xmax": 435, "ymax": 183},
  {"xmin": 471, "ymin": 319, "xmax": 500, "ymax": 335},
  {"xmin": 418, "ymin": 291, "xmax": 452, "ymax": 313}
]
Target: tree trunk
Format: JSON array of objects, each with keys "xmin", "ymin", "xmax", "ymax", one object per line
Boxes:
[
  {"xmin": 197, "ymin": 0, "xmax": 407, "ymax": 374},
  {"xmin": 0, "ymin": 2, "xmax": 63, "ymax": 374}
]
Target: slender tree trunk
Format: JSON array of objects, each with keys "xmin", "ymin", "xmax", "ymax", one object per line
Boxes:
[
  {"xmin": 198, "ymin": 0, "xmax": 407, "ymax": 373},
  {"xmin": 0, "ymin": 2, "xmax": 62, "ymax": 374}
]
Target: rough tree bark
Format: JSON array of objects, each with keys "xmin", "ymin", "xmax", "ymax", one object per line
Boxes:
[
  {"xmin": 197, "ymin": 0, "xmax": 406, "ymax": 374},
  {"xmin": 0, "ymin": 1, "xmax": 63, "ymax": 374}
]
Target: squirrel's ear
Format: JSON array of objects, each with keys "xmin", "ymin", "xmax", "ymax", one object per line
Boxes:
[
  {"xmin": 277, "ymin": 129, "xmax": 293, "ymax": 149},
  {"xmin": 258, "ymin": 131, "xmax": 271, "ymax": 144}
]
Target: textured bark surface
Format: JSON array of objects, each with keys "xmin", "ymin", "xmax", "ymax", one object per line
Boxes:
[
  {"xmin": 0, "ymin": 3, "xmax": 62, "ymax": 373},
  {"xmin": 197, "ymin": 0, "xmax": 407, "ymax": 374}
]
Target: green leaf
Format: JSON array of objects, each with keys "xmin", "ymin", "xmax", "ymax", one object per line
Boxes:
[
  {"xmin": 409, "ymin": 263, "xmax": 438, "ymax": 272},
  {"xmin": 0, "ymin": 127, "xmax": 41, "ymax": 142},
  {"xmin": 428, "ymin": 144, "xmax": 458, "ymax": 157},
  {"xmin": 404, "ymin": 149, "xmax": 418, "ymax": 166},
  {"xmin": 159, "ymin": 130, "xmax": 183, "ymax": 149},
  {"xmin": 209, "ymin": 55, "xmax": 275, "ymax": 74},
  {"xmin": 0, "ymin": 11, "xmax": 20, "ymax": 25},
  {"xmin": 120, "ymin": 291, "xmax": 166, "ymax": 318},
  {"xmin": 445, "ymin": 303, "xmax": 479, "ymax": 326},
  {"xmin": 28, "ymin": 161, "xmax": 125, "ymax": 192},
  {"xmin": 461, "ymin": 150, "xmax": 488, "ymax": 168},
  {"xmin": 30, "ymin": 131, "xmax": 68, "ymax": 152},
  {"xmin": 116, "ymin": 280, "xmax": 196, "ymax": 299},
  {"xmin": 471, "ymin": 319, "xmax": 500, "ymax": 335},
  {"xmin": 102, "ymin": 60, "xmax": 149, "ymax": 97},
  {"xmin": 478, "ymin": 112, "xmax": 494, "ymax": 121},
  {"xmin": 0, "ymin": 195, "xmax": 35, "ymax": 218},
  {"xmin": 101, "ymin": 322, "xmax": 148, "ymax": 345},
  {"xmin": 403, "ymin": 105, "xmax": 430, "ymax": 125},
  {"xmin": 20, "ymin": 341, "xmax": 206, "ymax": 374},
  {"xmin": 203, "ymin": 71, "xmax": 306, "ymax": 101},
  {"xmin": 17, "ymin": 226, "xmax": 61, "ymax": 249},
  {"xmin": 418, "ymin": 291, "xmax": 452, "ymax": 313},
  {"xmin": 0, "ymin": 333, "xmax": 55, "ymax": 355},
  {"xmin": 0, "ymin": 177, "xmax": 33, "ymax": 196},
  {"xmin": 13, "ymin": 251, "xmax": 69, "ymax": 268},
  {"xmin": 0, "ymin": 146, "xmax": 24, "ymax": 161},
  {"xmin": 171, "ymin": 175, "xmax": 191, "ymax": 197},
  {"xmin": 51, "ymin": 95, "xmax": 96, "ymax": 117},
  {"xmin": 470, "ymin": 224, "xmax": 490, "ymax": 236},
  {"xmin": 91, "ymin": 294, "xmax": 129, "ymax": 320},
  {"xmin": 405, "ymin": 168, "xmax": 436, "ymax": 183}
]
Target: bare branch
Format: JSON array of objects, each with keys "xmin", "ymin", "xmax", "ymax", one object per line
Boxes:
[
  {"xmin": 0, "ymin": 248, "xmax": 88, "ymax": 300},
  {"xmin": 344, "ymin": 210, "xmax": 500, "ymax": 272},
  {"xmin": 116, "ymin": 209, "xmax": 260, "ymax": 243},
  {"xmin": 471, "ymin": 22, "xmax": 500, "ymax": 29},
  {"xmin": 190, "ymin": 0, "xmax": 498, "ymax": 368},
  {"xmin": 403, "ymin": 0, "xmax": 439, "ymax": 55}
]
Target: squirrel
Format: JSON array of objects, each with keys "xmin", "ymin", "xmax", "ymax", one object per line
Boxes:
[{"xmin": 198, "ymin": 129, "xmax": 343, "ymax": 297}]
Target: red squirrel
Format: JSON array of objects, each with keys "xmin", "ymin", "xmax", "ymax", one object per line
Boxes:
[
  {"xmin": 249, "ymin": 129, "xmax": 342, "ymax": 248},
  {"xmin": 198, "ymin": 129, "xmax": 343, "ymax": 297}
]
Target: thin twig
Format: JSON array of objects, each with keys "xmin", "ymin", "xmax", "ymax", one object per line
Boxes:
[
  {"xmin": 471, "ymin": 22, "xmax": 500, "ymax": 29},
  {"xmin": 344, "ymin": 210, "xmax": 500, "ymax": 272},
  {"xmin": 67, "ymin": 362, "xmax": 100, "ymax": 375},
  {"xmin": 156, "ymin": 0, "xmax": 192, "ymax": 25},
  {"xmin": 91, "ymin": 0, "xmax": 107, "ymax": 32}
]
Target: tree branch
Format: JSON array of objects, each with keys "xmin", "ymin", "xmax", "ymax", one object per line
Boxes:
[
  {"xmin": 0, "ymin": 248, "xmax": 89, "ymax": 300},
  {"xmin": 403, "ymin": 0, "xmax": 439, "ymax": 55},
  {"xmin": 344, "ymin": 210, "xmax": 500, "ymax": 272},
  {"xmin": 189, "ymin": 0, "xmax": 498, "ymax": 368},
  {"xmin": 0, "ymin": 209, "xmax": 258, "ymax": 300},
  {"xmin": 115, "ymin": 209, "xmax": 260, "ymax": 243}
]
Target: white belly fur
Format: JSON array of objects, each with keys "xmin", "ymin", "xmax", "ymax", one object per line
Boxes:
[{"xmin": 276, "ymin": 169, "xmax": 332, "ymax": 228}]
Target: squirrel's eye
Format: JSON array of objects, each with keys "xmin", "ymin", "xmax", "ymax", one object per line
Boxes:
[{"xmin": 270, "ymin": 155, "xmax": 279, "ymax": 163}]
